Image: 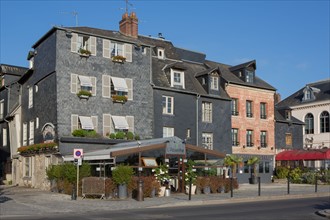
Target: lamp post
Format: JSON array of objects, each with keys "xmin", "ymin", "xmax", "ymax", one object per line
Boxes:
[{"xmin": 137, "ymin": 141, "xmax": 143, "ymax": 201}]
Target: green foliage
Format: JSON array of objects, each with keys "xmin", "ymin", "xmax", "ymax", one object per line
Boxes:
[
  {"xmin": 72, "ymin": 129, "xmax": 98, "ymax": 137},
  {"xmin": 247, "ymin": 156, "xmax": 260, "ymax": 176},
  {"xmin": 115, "ymin": 131, "xmax": 126, "ymax": 139},
  {"xmin": 302, "ymin": 171, "xmax": 317, "ymax": 184},
  {"xmin": 134, "ymin": 134, "xmax": 140, "ymax": 140},
  {"xmin": 109, "ymin": 133, "xmax": 116, "ymax": 139},
  {"xmin": 126, "ymin": 131, "xmax": 134, "ymax": 140},
  {"xmin": 224, "ymin": 154, "xmax": 243, "ymax": 177},
  {"xmin": 275, "ymin": 166, "xmax": 290, "ymax": 179},
  {"xmin": 79, "ymin": 48, "xmax": 91, "ymax": 55},
  {"xmin": 154, "ymin": 163, "xmax": 171, "ymax": 184},
  {"xmin": 112, "ymin": 164, "xmax": 134, "ymax": 185},
  {"xmin": 77, "ymin": 90, "xmax": 92, "ymax": 97},
  {"xmin": 46, "ymin": 162, "xmax": 91, "ymax": 184},
  {"xmin": 289, "ymin": 167, "xmax": 303, "ymax": 183},
  {"xmin": 46, "ymin": 164, "xmax": 62, "ymax": 181},
  {"xmin": 185, "ymin": 159, "xmax": 197, "ymax": 184}
]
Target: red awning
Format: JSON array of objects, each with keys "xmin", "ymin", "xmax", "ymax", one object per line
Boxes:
[{"xmin": 276, "ymin": 149, "xmax": 330, "ymax": 161}]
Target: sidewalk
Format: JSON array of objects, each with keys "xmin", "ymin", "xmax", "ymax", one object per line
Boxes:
[{"xmin": 1, "ymin": 183, "xmax": 329, "ymax": 217}]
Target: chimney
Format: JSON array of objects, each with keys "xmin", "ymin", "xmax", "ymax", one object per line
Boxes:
[
  {"xmin": 274, "ymin": 93, "xmax": 281, "ymax": 104},
  {"xmin": 119, "ymin": 12, "xmax": 138, "ymax": 38}
]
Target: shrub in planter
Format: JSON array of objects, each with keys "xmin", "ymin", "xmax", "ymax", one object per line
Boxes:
[
  {"xmin": 115, "ymin": 131, "xmax": 126, "ymax": 139},
  {"xmin": 109, "ymin": 133, "xmax": 116, "ymax": 139},
  {"xmin": 209, "ymin": 176, "xmax": 222, "ymax": 193},
  {"xmin": 134, "ymin": 134, "xmax": 140, "ymax": 140},
  {"xmin": 275, "ymin": 166, "xmax": 290, "ymax": 179},
  {"xmin": 127, "ymin": 131, "xmax": 134, "ymax": 140},
  {"xmin": 112, "ymin": 164, "xmax": 134, "ymax": 199}
]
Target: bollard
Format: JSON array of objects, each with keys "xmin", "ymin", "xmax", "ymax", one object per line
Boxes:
[
  {"xmin": 71, "ymin": 185, "xmax": 77, "ymax": 200},
  {"xmin": 258, "ymin": 177, "xmax": 261, "ymax": 196},
  {"xmin": 137, "ymin": 179, "xmax": 144, "ymax": 201},
  {"xmin": 230, "ymin": 177, "xmax": 233, "ymax": 198},
  {"xmin": 315, "ymin": 174, "xmax": 318, "ymax": 193},
  {"xmin": 287, "ymin": 176, "xmax": 290, "ymax": 194},
  {"xmin": 188, "ymin": 177, "xmax": 192, "ymax": 201}
]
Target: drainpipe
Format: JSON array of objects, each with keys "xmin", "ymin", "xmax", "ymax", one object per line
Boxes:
[{"xmin": 196, "ymin": 94, "xmax": 200, "ymax": 145}]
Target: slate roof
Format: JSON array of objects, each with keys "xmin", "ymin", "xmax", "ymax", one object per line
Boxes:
[
  {"xmin": 276, "ymin": 79, "xmax": 330, "ymax": 108},
  {"xmin": 0, "ymin": 64, "xmax": 28, "ymax": 76},
  {"xmin": 205, "ymin": 60, "xmax": 276, "ymax": 91},
  {"xmin": 274, "ymin": 109, "xmax": 304, "ymax": 125}
]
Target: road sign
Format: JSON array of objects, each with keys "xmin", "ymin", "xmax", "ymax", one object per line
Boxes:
[{"xmin": 73, "ymin": 148, "xmax": 83, "ymax": 159}]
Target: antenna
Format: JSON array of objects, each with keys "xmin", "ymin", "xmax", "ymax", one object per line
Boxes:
[
  {"xmin": 59, "ymin": 10, "xmax": 79, "ymax": 27},
  {"xmin": 120, "ymin": 0, "xmax": 134, "ymax": 13}
]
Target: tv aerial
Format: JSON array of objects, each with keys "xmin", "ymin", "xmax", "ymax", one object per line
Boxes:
[{"xmin": 59, "ymin": 10, "xmax": 79, "ymax": 27}]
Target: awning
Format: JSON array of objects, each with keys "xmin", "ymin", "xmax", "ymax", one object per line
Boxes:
[
  {"xmin": 111, "ymin": 77, "xmax": 128, "ymax": 92},
  {"xmin": 111, "ymin": 116, "xmax": 129, "ymax": 130},
  {"xmin": 78, "ymin": 116, "xmax": 94, "ymax": 130},
  {"xmin": 276, "ymin": 149, "xmax": 330, "ymax": 161},
  {"xmin": 78, "ymin": 75, "xmax": 92, "ymax": 87}
]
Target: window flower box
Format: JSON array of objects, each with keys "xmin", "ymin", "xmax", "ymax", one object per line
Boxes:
[
  {"xmin": 77, "ymin": 90, "xmax": 92, "ymax": 99},
  {"xmin": 17, "ymin": 143, "xmax": 58, "ymax": 156},
  {"xmin": 112, "ymin": 55, "xmax": 126, "ymax": 63},
  {"xmin": 79, "ymin": 48, "xmax": 92, "ymax": 57},
  {"xmin": 112, "ymin": 95, "xmax": 127, "ymax": 103}
]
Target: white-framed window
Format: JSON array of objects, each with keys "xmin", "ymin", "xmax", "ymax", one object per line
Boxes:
[
  {"xmin": 260, "ymin": 102, "xmax": 267, "ymax": 119},
  {"xmin": 111, "ymin": 41, "xmax": 124, "ymax": 57},
  {"xmin": 170, "ymin": 69, "xmax": 185, "ymax": 88},
  {"xmin": 210, "ymin": 76, "xmax": 219, "ymax": 90},
  {"xmin": 2, "ymin": 128, "xmax": 7, "ymax": 146},
  {"xmin": 163, "ymin": 127, "xmax": 174, "ymax": 137},
  {"xmin": 246, "ymin": 100, "xmax": 253, "ymax": 118},
  {"xmin": 157, "ymin": 48, "xmax": 165, "ymax": 59},
  {"xmin": 245, "ymin": 70, "xmax": 254, "ymax": 83},
  {"xmin": 231, "ymin": 98, "xmax": 239, "ymax": 116},
  {"xmin": 71, "ymin": 115, "xmax": 97, "ymax": 133},
  {"xmin": 71, "ymin": 33, "xmax": 96, "ymax": 55},
  {"xmin": 260, "ymin": 131, "xmax": 267, "ymax": 148},
  {"xmin": 202, "ymin": 133, "xmax": 213, "ymax": 150},
  {"xmin": 0, "ymin": 100, "xmax": 4, "ymax": 120},
  {"xmin": 29, "ymin": 120, "xmax": 34, "ymax": 145},
  {"xmin": 246, "ymin": 130, "xmax": 254, "ymax": 147},
  {"xmin": 24, "ymin": 157, "xmax": 31, "ymax": 177},
  {"xmin": 104, "ymin": 41, "xmax": 132, "ymax": 62},
  {"xmin": 111, "ymin": 76, "xmax": 129, "ymax": 98},
  {"xmin": 28, "ymin": 87, "xmax": 33, "ymax": 109},
  {"xmin": 231, "ymin": 128, "xmax": 239, "ymax": 146},
  {"xmin": 23, "ymin": 123, "xmax": 27, "ymax": 146},
  {"xmin": 71, "ymin": 74, "xmax": 96, "ymax": 96},
  {"xmin": 162, "ymin": 96, "xmax": 174, "ymax": 115},
  {"xmin": 202, "ymin": 102, "xmax": 212, "ymax": 123}
]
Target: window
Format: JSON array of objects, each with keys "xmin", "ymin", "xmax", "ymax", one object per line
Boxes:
[
  {"xmin": 259, "ymin": 161, "xmax": 264, "ymax": 173},
  {"xmin": 265, "ymin": 162, "xmax": 270, "ymax": 173},
  {"xmin": 23, "ymin": 123, "xmax": 27, "ymax": 146},
  {"xmin": 246, "ymin": 100, "xmax": 253, "ymax": 118},
  {"xmin": 231, "ymin": 98, "xmax": 239, "ymax": 116},
  {"xmin": 71, "ymin": 115, "xmax": 97, "ymax": 132},
  {"xmin": 210, "ymin": 76, "xmax": 219, "ymax": 90},
  {"xmin": 71, "ymin": 74, "xmax": 96, "ymax": 96},
  {"xmin": 260, "ymin": 131, "xmax": 267, "ymax": 148},
  {"xmin": 111, "ymin": 42, "xmax": 124, "ymax": 57},
  {"xmin": 320, "ymin": 111, "xmax": 330, "ymax": 133},
  {"xmin": 202, "ymin": 102, "xmax": 212, "ymax": 123},
  {"xmin": 110, "ymin": 76, "xmax": 129, "ymax": 100},
  {"xmin": 162, "ymin": 96, "xmax": 174, "ymax": 115},
  {"xmin": 187, "ymin": 128, "xmax": 191, "ymax": 138},
  {"xmin": 29, "ymin": 121, "xmax": 34, "ymax": 145},
  {"xmin": 157, "ymin": 48, "xmax": 165, "ymax": 59},
  {"xmin": 285, "ymin": 110, "xmax": 291, "ymax": 120},
  {"xmin": 111, "ymin": 116, "xmax": 129, "ymax": 131},
  {"xmin": 36, "ymin": 117, "xmax": 39, "ymax": 129},
  {"xmin": 285, "ymin": 133, "xmax": 292, "ymax": 147},
  {"xmin": 2, "ymin": 128, "xmax": 7, "ymax": 146},
  {"xmin": 304, "ymin": 113, "xmax": 314, "ymax": 134},
  {"xmin": 170, "ymin": 69, "xmax": 185, "ymax": 88},
  {"xmin": 163, "ymin": 127, "xmax": 174, "ymax": 137},
  {"xmin": 246, "ymin": 130, "xmax": 253, "ymax": 147},
  {"xmin": 28, "ymin": 87, "xmax": 33, "ymax": 108},
  {"xmin": 231, "ymin": 128, "xmax": 239, "ymax": 146},
  {"xmin": 304, "ymin": 89, "xmax": 312, "ymax": 101},
  {"xmin": 0, "ymin": 100, "xmax": 3, "ymax": 119},
  {"xmin": 24, "ymin": 157, "xmax": 31, "ymax": 177},
  {"xmin": 245, "ymin": 70, "xmax": 254, "ymax": 83},
  {"xmin": 71, "ymin": 33, "xmax": 96, "ymax": 55},
  {"xmin": 202, "ymin": 133, "xmax": 213, "ymax": 150},
  {"xmin": 260, "ymin": 103, "xmax": 267, "ymax": 119}
]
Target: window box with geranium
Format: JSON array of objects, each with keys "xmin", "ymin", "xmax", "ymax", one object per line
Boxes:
[
  {"xmin": 112, "ymin": 95, "xmax": 127, "ymax": 103},
  {"xmin": 17, "ymin": 143, "xmax": 58, "ymax": 156},
  {"xmin": 79, "ymin": 48, "xmax": 91, "ymax": 57},
  {"xmin": 77, "ymin": 90, "xmax": 92, "ymax": 99},
  {"xmin": 112, "ymin": 55, "xmax": 126, "ymax": 63}
]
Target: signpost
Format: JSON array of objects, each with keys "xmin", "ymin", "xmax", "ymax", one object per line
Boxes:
[{"xmin": 73, "ymin": 149, "xmax": 83, "ymax": 199}]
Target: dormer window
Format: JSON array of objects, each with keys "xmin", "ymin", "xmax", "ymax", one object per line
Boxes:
[
  {"xmin": 170, "ymin": 69, "xmax": 185, "ymax": 89},
  {"xmin": 285, "ymin": 110, "xmax": 291, "ymax": 120},
  {"xmin": 210, "ymin": 76, "xmax": 219, "ymax": 90},
  {"xmin": 304, "ymin": 89, "xmax": 312, "ymax": 101},
  {"xmin": 157, "ymin": 48, "xmax": 165, "ymax": 59},
  {"xmin": 245, "ymin": 70, "xmax": 254, "ymax": 83},
  {"xmin": 302, "ymin": 86, "xmax": 320, "ymax": 101}
]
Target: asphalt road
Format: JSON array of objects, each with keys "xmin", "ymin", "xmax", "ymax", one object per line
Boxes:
[{"xmin": 2, "ymin": 196, "xmax": 329, "ymax": 220}]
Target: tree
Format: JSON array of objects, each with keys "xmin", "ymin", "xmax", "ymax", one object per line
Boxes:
[
  {"xmin": 224, "ymin": 154, "xmax": 243, "ymax": 178},
  {"xmin": 247, "ymin": 156, "xmax": 260, "ymax": 178}
]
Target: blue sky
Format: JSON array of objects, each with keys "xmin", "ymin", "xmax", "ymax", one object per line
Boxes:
[{"xmin": 1, "ymin": 0, "xmax": 329, "ymax": 99}]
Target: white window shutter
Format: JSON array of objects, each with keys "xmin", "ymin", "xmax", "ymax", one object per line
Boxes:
[
  {"xmin": 126, "ymin": 116, "xmax": 134, "ymax": 133},
  {"xmin": 71, "ymin": 115, "xmax": 79, "ymax": 132},
  {"xmin": 90, "ymin": 77, "xmax": 96, "ymax": 96},
  {"xmin": 126, "ymin": 78, "xmax": 133, "ymax": 100},
  {"xmin": 23, "ymin": 123, "xmax": 27, "ymax": 146},
  {"xmin": 29, "ymin": 121, "xmax": 34, "ymax": 145},
  {"xmin": 71, "ymin": 74, "xmax": 78, "ymax": 93},
  {"xmin": 103, "ymin": 114, "xmax": 111, "ymax": 136},
  {"xmin": 102, "ymin": 75, "xmax": 111, "ymax": 98},
  {"xmin": 90, "ymin": 36, "xmax": 96, "ymax": 56},
  {"xmin": 124, "ymin": 44, "xmax": 132, "ymax": 62},
  {"xmin": 91, "ymin": 116, "xmax": 98, "ymax": 132},
  {"xmin": 71, "ymin": 33, "xmax": 78, "ymax": 52},
  {"xmin": 103, "ymin": 39, "xmax": 110, "ymax": 58}
]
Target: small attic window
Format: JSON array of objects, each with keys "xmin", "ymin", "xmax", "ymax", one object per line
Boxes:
[
  {"xmin": 245, "ymin": 69, "xmax": 254, "ymax": 83},
  {"xmin": 285, "ymin": 110, "xmax": 292, "ymax": 120},
  {"xmin": 202, "ymin": 78, "xmax": 206, "ymax": 85},
  {"xmin": 302, "ymin": 86, "xmax": 320, "ymax": 101},
  {"xmin": 157, "ymin": 48, "xmax": 165, "ymax": 59}
]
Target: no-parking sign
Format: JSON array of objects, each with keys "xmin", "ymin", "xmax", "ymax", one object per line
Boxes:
[{"xmin": 73, "ymin": 149, "xmax": 83, "ymax": 159}]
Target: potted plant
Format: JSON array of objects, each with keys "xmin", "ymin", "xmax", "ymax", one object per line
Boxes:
[
  {"xmin": 224, "ymin": 154, "xmax": 243, "ymax": 178},
  {"xmin": 77, "ymin": 90, "xmax": 92, "ymax": 99},
  {"xmin": 79, "ymin": 48, "xmax": 91, "ymax": 57},
  {"xmin": 111, "ymin": 164, "xmax": 134, "ymax": 199},
  {"xmin": 112, "ymin": 55, "xmax": 126, "ymax": 63},
  {"xmin": 247, "ymin": 156, "xmax": 260, "ymax": 184},
  {"xmin": 185, "ymin": 159, "xmax": 197, "ymax": 195},
  {"xmin": 153, "ymin": 163, "xmax": 171, "ymax": 196}
]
